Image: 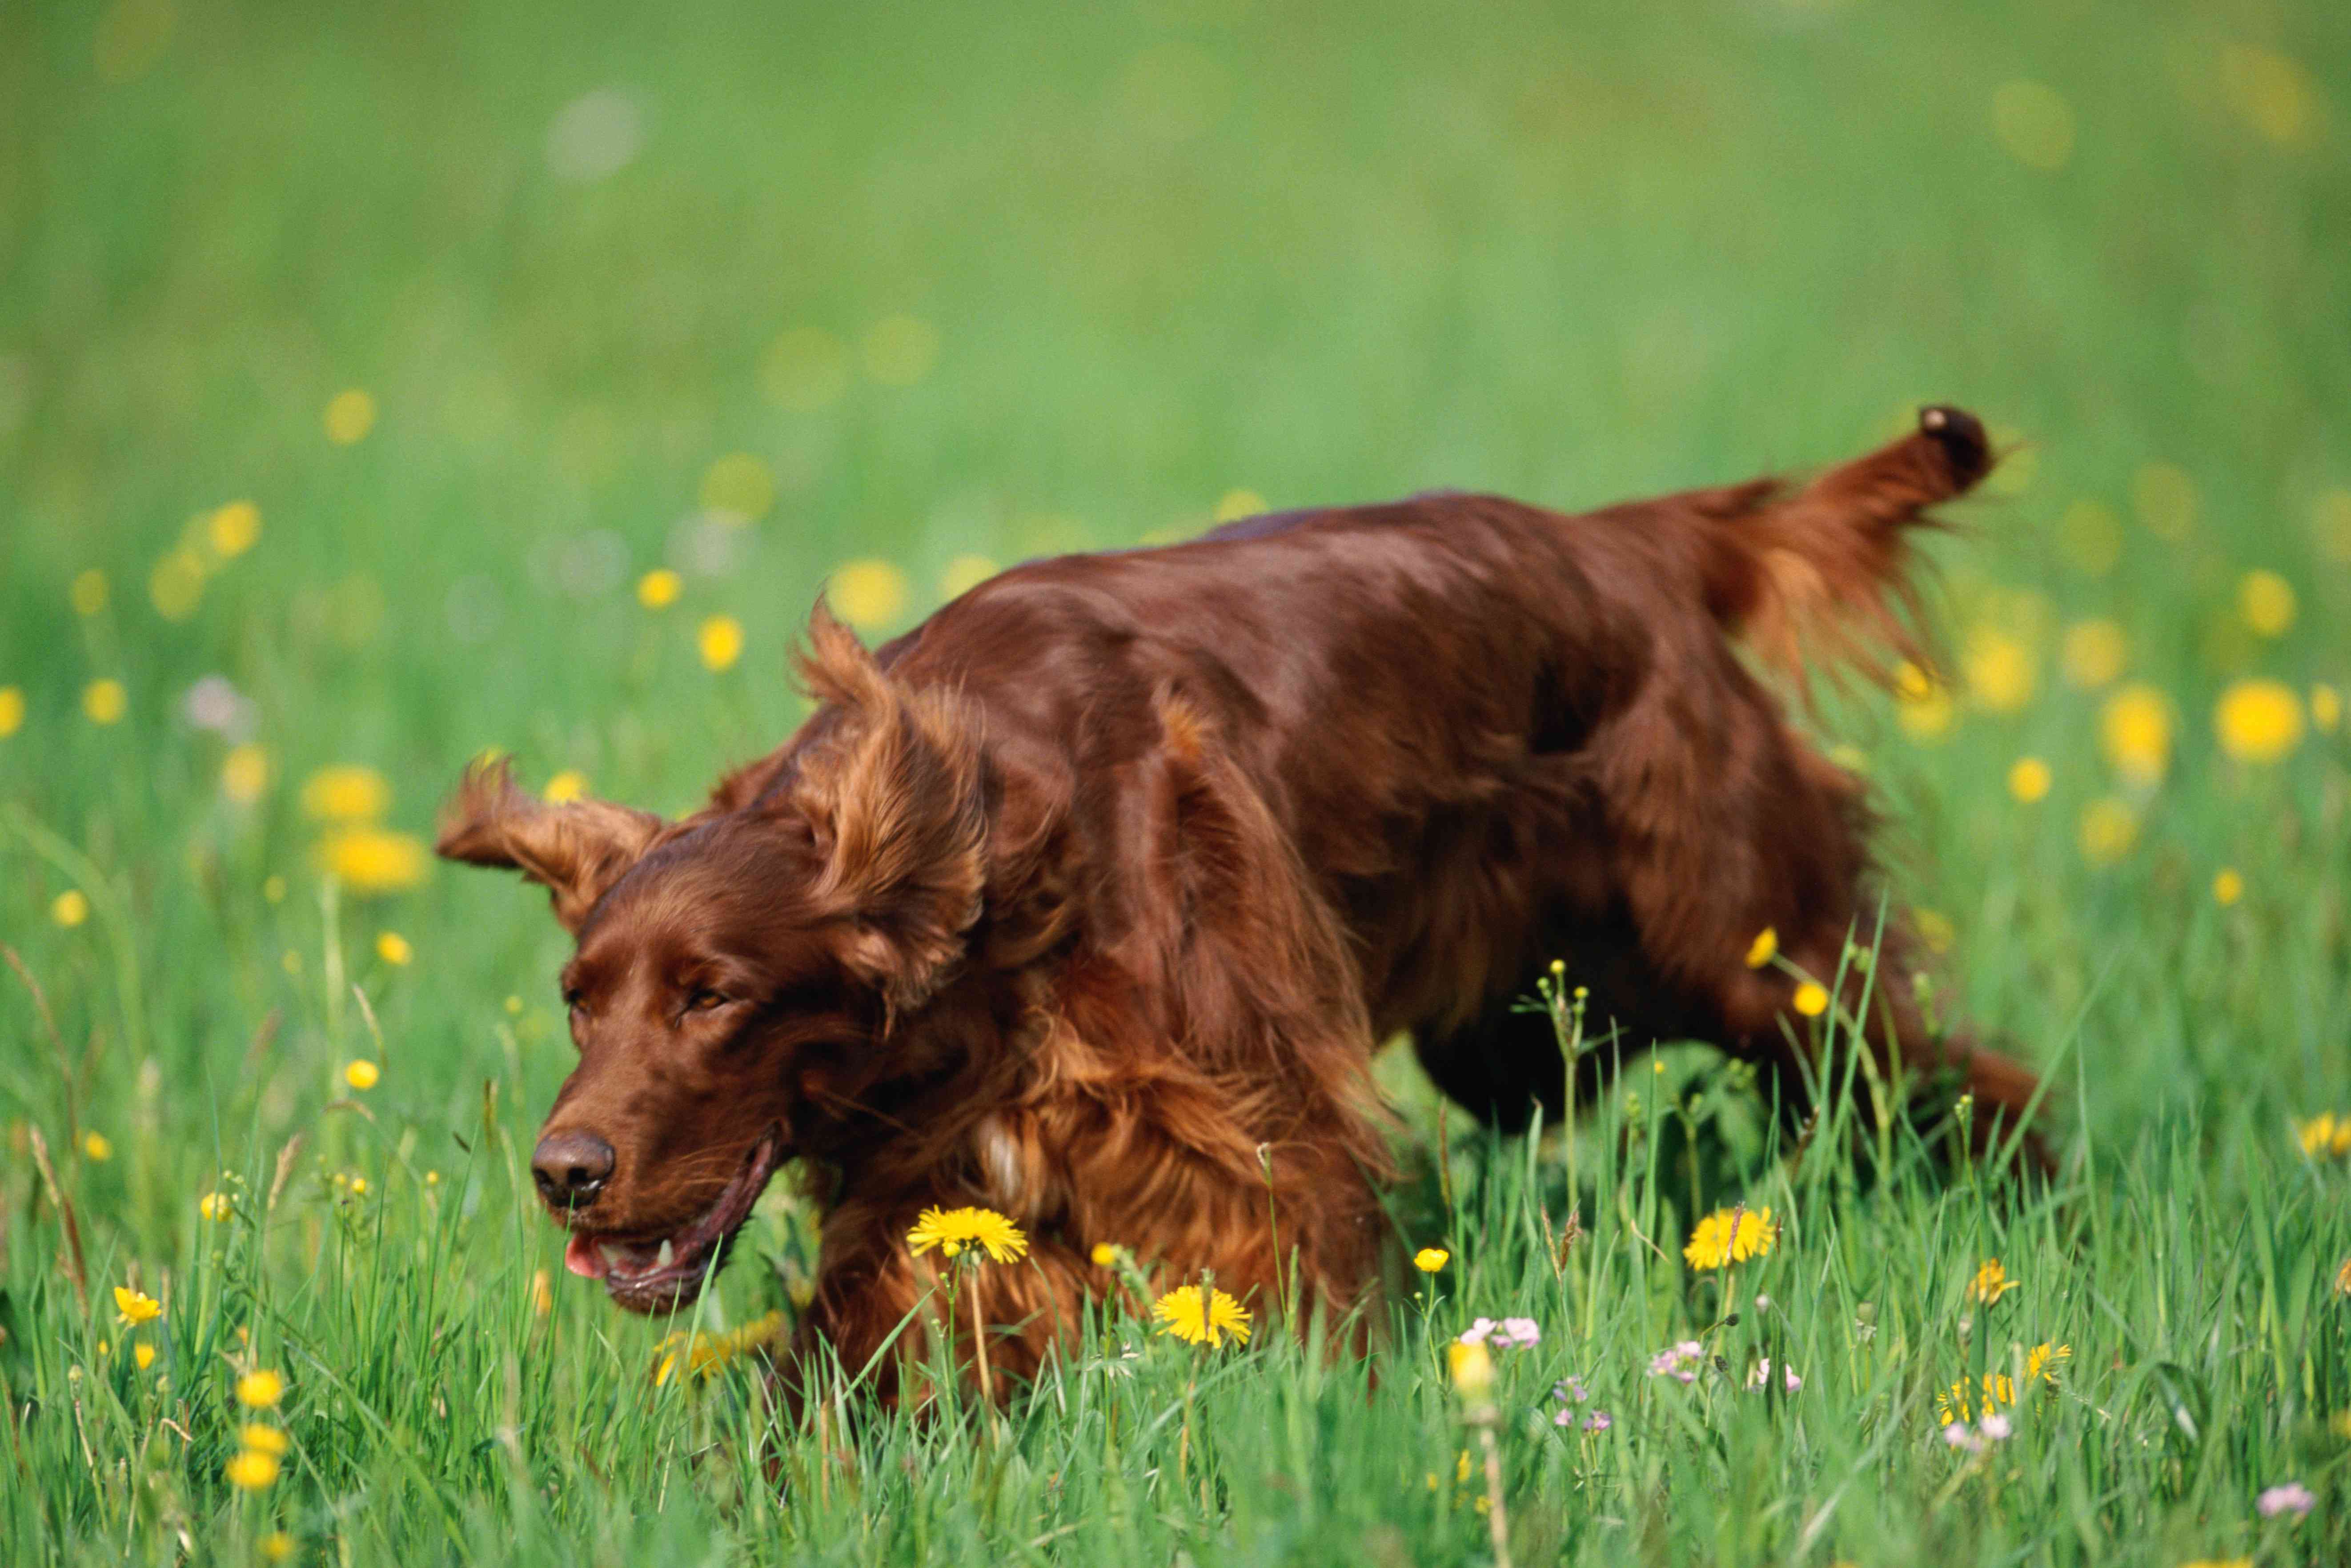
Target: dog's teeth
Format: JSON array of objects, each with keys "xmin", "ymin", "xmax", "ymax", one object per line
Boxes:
[
  {"xmin": 656, "ymin": 1239, "xmax": 675, "ymax": 1270},
  {"xmin": 600, "ymin": 1244, "xmax": 625, "ymax": 1271}
]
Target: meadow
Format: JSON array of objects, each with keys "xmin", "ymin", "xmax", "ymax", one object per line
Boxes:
[{"xmin": 4, "ymin": 0, "xmax": 2350, "ymax": 1562}]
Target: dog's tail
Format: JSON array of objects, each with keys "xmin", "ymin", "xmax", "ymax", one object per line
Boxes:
[{"xmin": 1693, "ymin": 405, "xmax": 1994, "ymax": 686}]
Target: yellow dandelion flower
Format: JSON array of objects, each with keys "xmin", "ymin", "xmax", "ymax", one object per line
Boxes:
[
  {"xmin": 1970, "ymin": 1259, "xmax": 2019, "ymax": 1304},
  {"xmin": 1792, "ymin": 982, "xmax": 1829, "ymax": 1018},
  {"xmin": 1446, "ymin": 1338, "xmax": 1494, "ymax": 1396},
  {"xmin": 637, "ymin": 568, "xmax": 682, "ymax": 609},
  {"xmin": 52, "ymin": 890, "xmax": 90, "ymax": 927},
  {"xmin": 1155, "ymin": 1284, "xmax": 1252, "ymax": 1348},
  {"xmin": 1414, "ymin": 1247, "xmax": 1450, "ymax": 1273},
  {"xmin": 1683, "ymin": 1206, "xmax": 1778, "ymax": 1271},
  {"xmin": 1936, "ymin": 1371, "xmax": 2017, "ymax": 1424},
  {"xmin": 200, "ymin": 1191, "xmax": 231, "ymax": 1221},
  {"xmin": 221, "ymin": 743, "xmax": 270, "ymax": 805},
  {"xmin": 0, "ymin": 685, "xmax": 22, "ymax": 738},
  {"xmin": 904, "ymin": 1205, "xmax": 1028, "ymax": 1263},
  {"xmin": 940, "ymin": 554, "xmax": 998, "ymax": 598},
  {"xmin": 148, "ymin": 549, "xmax": 205, "ymax": 621},
  {"xmin": 2060, "ymin": 619, "xmax": 2127, "ymax": 689},
  {"xmin": 83, "ymin": 678, "xmax": 127, "ymax": 725},
  {"xmin": 1089, "ymin": 1242, "xmax": 1120, "ymax": 1267},
  {"xmin": 224, "ymin": 1448, "xmax": 280, "ymax": 1490},
  {"xmin": 323, "ymin": 389, "xmax": 377, "ymax": 445},
  {"xmin": 542, "ymin": 769, "xmax": 588, "ymax": 804},
  {"xmin": 2078, "ymin": 797, "xmax": 2138, "ymax": 866},
  {"xmin": 2338, "ymin": 1257, "xmax": 2351, "ymax": 1296},
  {"xmin": 239, "ymin": 1423, "xmax": 289, "ymax": 1456},
  {"xmin": 344, "ymin": 1059, "xmax": 379, "ymax": 1091},
  {"xmin": 300, "ymin": 765, "xmax": 390, "ymax": 822},
  {"xmin": 1745, "ymin": 927, "xmax": 1778, "ymax": 968},
  {"xmin": 209, "ymin": 501, "xmax": 261, "ymax": 558},
  {"xmin": 349, "ymin": 1176, "xmax": 367, "ymax": 1196},
  {"xmin": 134, "ymin": 1342, "xmax": 155, "ymax": 1370},
  {"xmin": 2295, "ymin": 1114, "xmax": 2351, "ymax": 1159},
  {"xmin": 82, "ymin": 1129, "xmax": 111, "ymax": 1160},
  {"xmin": 1894, "ymin": 662, "xmax": 1955, "ymax": 741},
  {"xmin": 261, "ymin": 1532, "xmax": 295, "ymax": 1563},
  {"xmin": 375, "ymin": 931, "xmax": 412, "ymax": 966},
  {"xmin": 1963, "ymin": 627, "xmax": 2036, "ymax": 713},
  {"xmin": 2098, "ymin": 685, "xmax": 2171, "ymax": 785},
  {"xmin": 71, "ymin": 569, "xmax": 109, "ymax": 617},
  {"xmin": 698, "ymin": 452, "xmax": 775, "ymax": 520},
  {"xmin": 2214, "ymin": 679, "xmax": 2304, "ymax": 765},
  {"xmin": 113, "ymin": 1287, "xmax": 161, "ymax": 1327},
  {"xmin": 2007, "ymin": 757, "xmax": 2052, "ymax": 803},
  {"xmin": 1914, "ymin": 908, "xmax": 1957, "ymax": 955},
  {"xmin": 316, "ymin": 827, "xmax": 429, "ymax": 893},
  {"xmin": 2212, "ymin": 868, "xmax": 2243, "ymax": 906},
  {"xmin": 2238, "ymin": 570, "xmax": 2296, "ymax": 638},
  {"xmin": 698, "ymin": 614, "xmax": 743, "ymax": 671},
  {"xmin": 2313, "ymin": 684, "xmax": 2342, "ymax": 734},
  {"xmin": 831, "ymin": 559, "xmax": 910, "ymax": 631},
  {"xmin": 2026, "ymin": 1342, "xmax": 2071, "ymax": 1384}
]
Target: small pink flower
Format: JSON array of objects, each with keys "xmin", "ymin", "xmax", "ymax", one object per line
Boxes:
[
  {"xmin": 1492, "ymin": 1317, "xmax": 1541, "ymax": 1349},
  {"xmin": 1647, "ymin": 1341, "xmax": 1704, "ymax": 1384},
  {"xmin": 1553, "ymin": 1376, "xmax": 1588, "ymax": 1404},
  {"xmin": 2258, "ymin": 1482, "xmax": 2315, "ymax": 1520},
  {"xmin": 1942, "ymin": 1422, "xmax": 1985, "ymax": 1454},
  {"xmin": 1581, "ymin": 1409, "xmax": 1612, "ymax": 1432},
  {"xmin": 1459, "ymin": 1317, "xmax": 1494, "ymax": 1347},
  {"xmin": 1978, "ymin": 1412, "xmax": 2012, "ymax": 1442},
  {"xmin": 1745, "ymin": 1357, "xmax": 1801, "ymax": 1393}
]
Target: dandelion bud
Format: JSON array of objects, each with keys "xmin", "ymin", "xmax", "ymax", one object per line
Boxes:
[{"xmin": 1447, "ymin": 1339, "xmax": 1495, "ymax": 1399}]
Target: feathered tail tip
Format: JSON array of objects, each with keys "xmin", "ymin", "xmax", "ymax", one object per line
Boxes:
[{"xmin": 1715, "ymin": 405, "xmax": 1999, "ymax": 690}]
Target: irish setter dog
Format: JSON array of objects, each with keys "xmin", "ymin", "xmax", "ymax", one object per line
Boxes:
[{"xmin": 437, "ymin": 406, "xmax": 2038, "ymax": 1400}]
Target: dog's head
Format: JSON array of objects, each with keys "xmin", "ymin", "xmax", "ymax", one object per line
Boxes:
[{"xmin": 437, "ymin": 606, "xmax": 988, "ymax": 1312}]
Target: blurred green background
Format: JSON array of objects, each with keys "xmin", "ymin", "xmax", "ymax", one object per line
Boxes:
[{"xmin": 5, "ymin": 0, "xmax": 2351, "ymax": 1313}]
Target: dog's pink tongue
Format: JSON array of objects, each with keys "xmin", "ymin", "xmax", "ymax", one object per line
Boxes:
[{"xmin": 564, "ymin": 1233, "xmax": 608, "ymax": 1279}]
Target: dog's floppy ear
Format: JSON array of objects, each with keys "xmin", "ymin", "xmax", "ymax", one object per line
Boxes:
[
  {"xmin": 434, "ymin": 758, "xmax": 668, "ymax": 933},
  {"xmin": 790, "ymin": 600, "xmax": 988, "ymax": 1021}
]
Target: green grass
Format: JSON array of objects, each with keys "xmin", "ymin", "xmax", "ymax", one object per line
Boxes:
[{"xmin": 4, "ymin": 0, "xmax": 2350, "ymax": 1561}]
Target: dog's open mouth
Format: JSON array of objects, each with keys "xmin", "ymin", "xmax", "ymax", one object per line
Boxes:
[{"xmin": 559, "ymin": 1131, "xmax": 782, "ymax": 1314}]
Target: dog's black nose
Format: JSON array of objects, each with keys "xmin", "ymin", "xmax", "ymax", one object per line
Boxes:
[
  {"xmin": 1917, "ymin": 404, "xmax": 1991, "ymax": 486},
  {"xmin": 531, "ymin": 1130, "xmax": 615, "ymax": 1208}
]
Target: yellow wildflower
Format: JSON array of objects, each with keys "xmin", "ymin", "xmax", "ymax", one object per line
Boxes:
[
  {"xmin": 831, "ymin": 559, "xmax": 911, "ymax": 631},
  {"xmin": 2007, "ymin": 757, "xmax": 2052, "ymax": 803},
  {"xmin": 531, "ymin": 1268, "xmax": 553, "ymax": 1318},
  {"xmin": 698, "ymin": 615, "xmax": 744, "ymax": 671},
  {"xmin": 1089, "ymin": 1242, "xmax": 1120, "ymax": 1267},
  {"xmin": 236, "ymin": 1369, "xmax": 285, "ymax": 1408},
  {"xmin": 1936, "ymin": 1371, "xmax": 2017, "ymax": 1424},
  {"xmin": 2060, "ymin": 618, "xmax": 2126, "ymax": 689},
  {"xmin": 239, "ymin": 1423, "xmax": 289, "ymax": 1456},
  {"xmin": 316, "ymin": 827, "xmax": 429, "ymax": 892},
  {"xmin": 1744, "ymin": 927, "xmax": 1777, "ymax": 968},
  {"xmin": 2099, "ymin": 685, "xmax": 2171, "ymax": 785},
  {"xmin": 224, "ymin": 1449, "xmax": 280, "ymax": 1489},
  {"xmin": 375, "ymin": 931, "xmax": 412, "ymax": 966},
  {"xmin": 905, "ymin": 1205, "xmax": 1027, "ymax": 1263},
  {"xmin": 323, "ymin": 388, "xmax": 377, "ymax": 445},
  {"xmin": 637, "ymin": 568, "xmax": 682, "ymax": 609},
  {"xmin": 1155, "ymin": 1284, "xmax": 1252, "ymax": 1348},
  {"xmin": 113, "ymin": 1287, "xmax": 161, "ymax": 1327},
  {"xmin": 300, "ymin": 765, "xmax": 390, "ymax": 822},
  {"xmin": 1970, "ymin": 1259, "xmax": 2019, "ymax": 1304},
  {"xmin": 542, "ymin": 770, "xmax": 588, "ymax": 804},
  {"xmin": 134, "ymin": 1343, "xmax": 156, "ymax": 1370},
  {"xmin": 83, "ymin": 678, "xmax": 127, "ymax": 725},
  {"xmin": 52, "ymin": 890, "xmax": 90, "ymax": 927},
  {"xmin": 1792, "ymin": 982, "xmax": 1829, "ymax": 1018},
  {"xmin": 2078, "ymin": 798, "xmax": 2138, "ymax": 866},
  {"xmin": 221, "ymin": 744, "xmax": 270, "ymax": 805},
  {"xmin": 1963, "ymin": 627, "xmax": 2036, "ymax": 713},
  {"xmin": 343, "ymin": 1059, "xmax": 380, "ymax": 1091},
  {"xmin": 2295, "ymin": 1114, "xmax": 2351, "ymax": 1159},
  {"xmin": 1446, "ymin": 1338, "xmax": 1494, "ymax": 1397},
  {"xmin": 81, "ymin": 1129, "xmax": 111, "ymax": 1160},
  {"xmin": 200, "ymin": 1191, "xmax": 231, "ymax": 1221},
  {"xmin": 0, "ymin": 685, "xmax": 22, "ymax": 738},
  {"xmin": 1414, "ymin": 1247, "xmax": 1450, "ymax": 1273},
  {"xmin": 2238, "ymin": 570, "xmax": 2296, "ymax": 637},
  {"xmin": 2214, "ymin": 679, "xmax": 2303, "ymax": 765},
  {"xmin": 261, "ymin": 1532, "xmax": 295, "ymax": 1563},
  {"xmin": 1894, "ymin": 661, "xmax": 1954, "ymax": 741},
  {"xmin": 2026, "ymin": 1342, "xmax": 2071, "ymax": 1384},
  {"xmin": 2212, "ymin": 868, "xmax": 2243, "ymax": 906},
  {"xmin": 2338, "ymin": 1257, "xmax": 2351, "ymax": 1296},
  {"xmin": 652, "ymin": 1309, "xmax": 789, "ymax": 1385},
  {"xmin": 1683, "ymin": 1206, "xmax": 1778, "ymax": 1271},
  {"xmin": 208, "ymin": 501, "xmax": 261, "ymax": 557}
]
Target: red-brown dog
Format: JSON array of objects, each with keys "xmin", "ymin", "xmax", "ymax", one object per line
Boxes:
[{"xmin": 438, "ymin": 407, "xmax": 2038, "ymax": 1398}]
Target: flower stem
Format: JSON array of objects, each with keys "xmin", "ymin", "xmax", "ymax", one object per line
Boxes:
[{"xmin": 965, "ymin": 1260, "xmax": 994, "ymax": 1410}]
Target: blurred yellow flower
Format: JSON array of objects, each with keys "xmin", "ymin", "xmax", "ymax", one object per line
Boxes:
[
  {"xmin": 148, "ymin": 549, "xmax": 206, "ymax": 621},
  {"xmin": 2008, "ymin": 757, "xmax": 2052, "ymax": 803},
  {"xmin": 83, "ymin": 678, "xmax": 127, "ymax": 725},
  {"xmin": 1215, "ymin": 489, "xmax": 1268, "ymax": 524},
  {"xmin": 1792, "ymin": 983, "xmax": 1829, "ymax": 1018},
  {"xmin": 906, "ymin": 1205, "xmax": 1027, "ymax": 1263},
  {"xmin": 2212, "ymin": 867, "xmax": 2244, "ymax": 906},
  {"xmin": 1446, "ymin": 1338, "xmax": 1494, "ymax": 1396},
  {"xmin": 2214, "ymin": 679, "xmax": 2303, "ymax": 765},
  {"xmin": 1089, "ymin": 1241, "xmax": 1120, "ymax": 1267},
  {"xmin": 531, "ymin": 1267, "xmax": 554, "ymax": 1318},
  {"xmin": 2296, "ymin": 1114, "xmax": 2351, "ymax": 1159},
  {"xmin": 301, "ymin": 765, "xmax": 390, "ymax": 822},
  {"xmin": 71, "ymin": 569, "xmax": 109, "ymax": 617},
  {"xmin": 2314, "ymin": 684, "xmax": 2342, "ymax": 734},
  {"xmin": 200, "ymin": 1191, "xmax": 231, "ymax": 1221},
  {"xmin": 2057, "ymin": 501, "xmax": 2122, "ymax": 577},
  {"xmin": 1745, "ymin": 927, "xmax": 1777, "ymax": 968},
  {"xmin": 375, "ymin": 931, "xmax": 412, "ymax": 966},
  {"xmin": 1894, "ymin": 662, "xmax": 1954, "ymax": 741},
  {"xmin": 209, "ymin": 501, "xmax": 261, "ymax": 558},
  {"xmin": 1684, "ymin": 1205, "xmax": 1777, "ymax": 1270},
  {"xmin": 1414, "ymin": 1247, "xmax": 1450, "ymax": 1273},
  {"xmin": 1963, "ymin": 627, "xmax": 2036, "ymax": 713},
  {"xmin": 324, "ymin": 388, "xmax": 377, "ymax": 445},
  {"xmin": 224, "ymin": 1449, "xmax": 280, "ymax": 1490},
  {"xmin": 0, "ymin": 685, "xmax": 22, "ymax": 738},
  {"xmin": 2060, "ymin": 619, "xmax": 2127, "ymax": 689},
  {"xmin": 832, "ymin": 559, "xmax": 910, "ymax": 630},
  {"xmin": 698, "ymin": 452, "xmax": 774, "ymax": 520},
  {"xmin": 940, "ymin": 553, "xmax": 998, "ymax": 599},
  {"xmin": 2221, "ymin": 43, "xmax": 2317, "ymax": 146},
  {"xmin": 344, "ymin": 1059, "xmax": 380, "ymax": 1091},
  {"xmin": 263, "ymin": 875, "xmax": 286, "ymax": 903},
  {"xmin": 2238, "ymin": 570, "xmax": 2296, "ymax": 637},
  {"xmin": 1936, "ymin": 1371, "xmax": 2016, "ymax": 1424},
  {"xmin": 83, "ymin": 1130, "xmax": 112, "ymax": 1160},
  {"xmin": 2098, "ymin": 685, "xmax": 2172, "ymax": 786},
  {"xmin": 2024, "ymin": 1341, "xmax": 2069, "ymax": 1382},
  {"xmin": 1914, "ymin": 908, "xmax": 1957, "ymax": 955},
  {"xmin": 114, "ymin": 1286, "xmax": 160, "ymax": 1327},
  {"xmin": 651, "ymin": 1309, "xmax": 789, "ymax": 1386},
  {"xmin": 863, "ymin": 314, "xmax": 940, "ymax": 386},
  {"xmin": 636, "ymin": 568, "xmax": 682, "ymax": 609},
  {"xmin": 317, "ymin": 827, "xmax": 428, "ymax": 893},
  {"xmin": 236, "ymin": 1369, "xmax": 285, "ymax": 1408},
  {"xmin": 2131, "ymin": 462, "xmax": 2196, "ymax": 541},
  {"xmin": 2078, "ymin": 798, "xmax": 2138, "ymax": 866},
  {"xmin": 2339, "ymin": 1258, "xmax": 2351, "ymax": 1297},
  {"xmin": 52, "ymin": 890, "xmax": 90, "ymax": 927},
  {"xmin": 1970, "ymin": 1259, "xmax": 2018, "ymax": 1304},
  {"xmin": 1155, "ymin": 1284, "xmax": 1252, "ymax": 1347},
  {"xmin": 221, "ymin": 744, "xmax": 270, "ymax": 805},
  {"xmin": 542, "ymin": 770, "xmax": 588, "ymax": 804},
  {"xmin": 1991, "ymin": 80, "xmax": 2074, "ymax": 171},
  {"xmin": 759, "ymin": 326, "xmax": 851, "ymax": 412},
  {"xmin": 698, "ymin": 615, "xmax": 743, "ymax": 671},
  {"xmin": 134, "ymin": 1342, "xmax": 156, "ymax": 1370},
  {"xmin": 240, "ymin": 1423, "xmax": 289, "ymax": 1456}
]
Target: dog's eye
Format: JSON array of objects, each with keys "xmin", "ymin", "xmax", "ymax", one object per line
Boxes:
[
  {"xmin": 686, "ymin": 989, "xmax": 728, "ymax": 1013},
  {"xmin": 562, "ymin": 989, "xmax": 585, "ymax": 1015}
]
